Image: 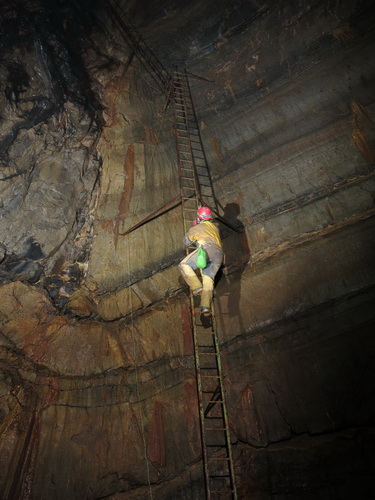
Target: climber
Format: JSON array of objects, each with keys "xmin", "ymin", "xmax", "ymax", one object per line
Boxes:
[{"xmin": 178, "ymin": 206, "xmax": 223, "ymax": 317}]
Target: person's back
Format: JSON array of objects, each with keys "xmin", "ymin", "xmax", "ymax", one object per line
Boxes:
[
  {"xmin": 186, "ymin": 220, "xmax": 222, "ymax": 249},
  {"xmin": 179, "ymin": 207, "xmax": 224, "ymax": 317}
]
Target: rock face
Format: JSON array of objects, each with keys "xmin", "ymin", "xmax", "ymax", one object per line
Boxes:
[{"xmin": 1, "ymin": 0, "xmax": 374, "ymax": 499}]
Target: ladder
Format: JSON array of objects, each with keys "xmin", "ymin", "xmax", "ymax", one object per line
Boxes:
[
  {"xmin": 172, "ymin": 69, "xmax": 237, "ymax": 500},
  {"xmin": 105, "ymin": 0, "xmax": 171, "ymax": 93},
  {"xmin": 172, "ymin": 69, "xmax": 217, "ymax": 221},
  {"xmin": 99, "ymin": 7, "xmax": 237, "ymax": 492}
]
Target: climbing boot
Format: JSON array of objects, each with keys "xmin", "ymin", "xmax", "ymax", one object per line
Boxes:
[{"xmin": 201, "ymin": 307, "xmax": 211, "ymax": 317}]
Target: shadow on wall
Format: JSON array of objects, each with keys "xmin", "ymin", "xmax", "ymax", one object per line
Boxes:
[{"xmin": 216, "ymin": 203, "xmax": 251, "ymax": 332}]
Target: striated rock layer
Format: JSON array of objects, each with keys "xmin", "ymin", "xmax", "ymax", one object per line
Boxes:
[{"xmin": 1, "ymin": 0, "xmax": 374, "ymax": 498}]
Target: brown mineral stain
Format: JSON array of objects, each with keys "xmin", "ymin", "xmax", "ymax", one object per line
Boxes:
[
  {"xmin": 40, "ymin": 378, "xmax": 60, "ymax": 408},
  {"xmin": 8, "ymin": 413, "xmax": 41, "ymax": 500},
  {"xmin": 7, "ymin": 379, "xmax": 59, "ymax": 497},
  {"xmin": 325, "ymin": 202, "xmax": 334, "ymax": 221},
  {"xmin": 152, "ymin": 329, "xmax": 161, "ymax": 360},
  {"xmin": 101, "ymin": 219, "xmax": 115, "ymax": 233},
  {"xmin": 256, "ymin": 227, "xmax": 267, "ymax": 244},
  {"xmin": 265, "ymin": 93, "xmax": 277, "ymax": 110},
  {"xmin": 114, "ymin": 144, "xmax": 134, "ymax": 247},
  {"xmin": 352, "ymin": 128, "xmax": 375, "ymax": 163},
  {"xmin": 210, "ymin": 136, "xmax": 223, "ymax": 161},
  {"xmin": 256, "ymin": 77, "xmax": 266, "ymax": 89},
  {"xmin": 107, "ymin": 331, "xmax": 128, "ymax": 365},
  {"xmin": 331, "ymin": 23, "xmax": 354, "ymax": 41},
  {"xmin": 225, "ymin": 79, "xmax": 236, "ymax": 100},
  {"xmin": 147, "ymin": 401, "xmax": 165, "ymax": 468},
  {"xmin": 51, "ymin": 255, "xmax": 65, "ymax": 274},
  {"xmin": 351, "ymin": 99, "xmax": 375, "ymax": 163},
  {"xmin": 102, "ymin": 76, "xmax": 127, "ymax": 127},
  {"xmin": 181, "ymin": 302, "xmax": 193, "ymax": 354},
  {"xmin": 184, "ymin": 382, "xmax": 197, "ymax": 429},
  {"xmin": 97, "ymin": 142, "xmax": 112, "ymax": 210},
  {"xmin": 241, "ymin": 384, "xmax": 253, "ymax": 409},
  {"xmin": 351, "ymin": 99, "xmax": 373, "ymax": 124},
  {"xmin": 144, "ymin": 125, "xmax": 159, "ymax": 145},
  {"xmin": 45, "ymin": 317, "xmax": 68, "ymax": 339},
  {"xmin": 215, "ymin": 37, "xmax": 228, "ymax": 49}
]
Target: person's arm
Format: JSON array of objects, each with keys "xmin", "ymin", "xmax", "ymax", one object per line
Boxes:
[{"xmin": 184, "ymin": 235, "xmax": 192, "ymax": 246}]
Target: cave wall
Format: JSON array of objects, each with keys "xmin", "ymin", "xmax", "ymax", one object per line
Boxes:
[
  {"xmin": 187, "ymin": 0, "xmax": 375, "ymax": 258},
  {"xmin": 183, "ymin": 1, "xmax": 375, "ymax": 497},
  {"xmin": 0, "ymin": 0, "xmax": 375, "ymax": 499},
  {"xmin": 0, "ymin": 1, "xmax": 101, "ymax": 288}
]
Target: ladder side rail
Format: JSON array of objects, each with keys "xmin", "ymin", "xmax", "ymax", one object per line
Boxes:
[
  {"xmin": 180, "ymin": 70, "xmax": 218, "ymax": 211},
  {"xmin": 107, "ymin": 0, "xmax": 168, "ymax": 79},
  {"xmin": 106, "ymin": 0, "xmax": 171, "ymax": 92},
  {"xmin": 173, "ymin": 72, "xmax": 201, "ymax": 233},
  {"xmin": 197, "ymin": 320, "xmax": 234, "ymax": 498},
  {"xmin": 173, "ymin": 91, "xmax": 199, "ymax": 233},
  {"xmin": 211, "ymin": 318, "xmax": 238, "ymax": 499},
  {"xmin": 192, "ymin": 306, "xmax": 215, "ymax": 499},
  {"xmin": 174, "ymin": 68, "xmax": 238, "ymax": 499},
  {"xmin": 174, "ymin": 71, "xmax": 204, "ymax": 208},
  {"xmin": 200, "ymin": 312, "xmax": 233, "ymax": 497},
  {"xmin": 174, "ymin": 70, "xmax": 212, "ymax": 497}
]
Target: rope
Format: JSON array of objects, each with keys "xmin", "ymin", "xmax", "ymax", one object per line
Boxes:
[
  {"xmin": 127, "ymin": 244, "xmax": 153, "ymax": 499},
  {"xmin": 119, "ymin": 68, "xmax": 173, "ymax": 500}
]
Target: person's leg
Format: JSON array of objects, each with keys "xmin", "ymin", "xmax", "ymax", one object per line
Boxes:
[
  {"xmin": 201, "ymin": 274, "xmax": 214, "ymax": 313},
  {"xmin": 178, "ymin": 249, "xmax": 202, "ymax": 293},
  {"xmin": 200, "ymin": 245, "xmax": 224, "ymax": 315}
]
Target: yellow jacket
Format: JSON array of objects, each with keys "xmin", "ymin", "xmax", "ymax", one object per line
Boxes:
[{"xmin": 186, "ymin": 220, "xmax": 222, "ymax": 249}]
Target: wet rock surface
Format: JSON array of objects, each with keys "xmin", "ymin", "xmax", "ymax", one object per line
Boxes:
[
  {"xmin": 0, "ymin": 0, "xmax": 375, "ymax": 498},
  {"xmin": 0, "ymin": 0, "xmax": 103, "ymax": 304}
]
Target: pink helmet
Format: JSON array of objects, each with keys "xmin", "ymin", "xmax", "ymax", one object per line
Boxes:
[{"xmin": 197, "ymin": 206, "xmax": 212, "ymax": 220}]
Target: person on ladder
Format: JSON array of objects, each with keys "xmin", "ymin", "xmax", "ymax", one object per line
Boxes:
[{"xmin": 179, "ymin": 206, "xmax": 223, "ymax": 317}]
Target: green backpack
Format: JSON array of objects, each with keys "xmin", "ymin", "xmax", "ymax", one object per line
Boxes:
[{"xmin": 196, "ymin": 247, "xmax": 207, "ymax": 269}]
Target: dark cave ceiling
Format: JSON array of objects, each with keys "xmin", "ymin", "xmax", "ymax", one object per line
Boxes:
[
  {"xmin": 122, "ymin": 0, "xmax": 269, "ymax": 66},
  {"xmin": 2, "ymin": 0, "xmax": 270, "ymax": 67}
]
